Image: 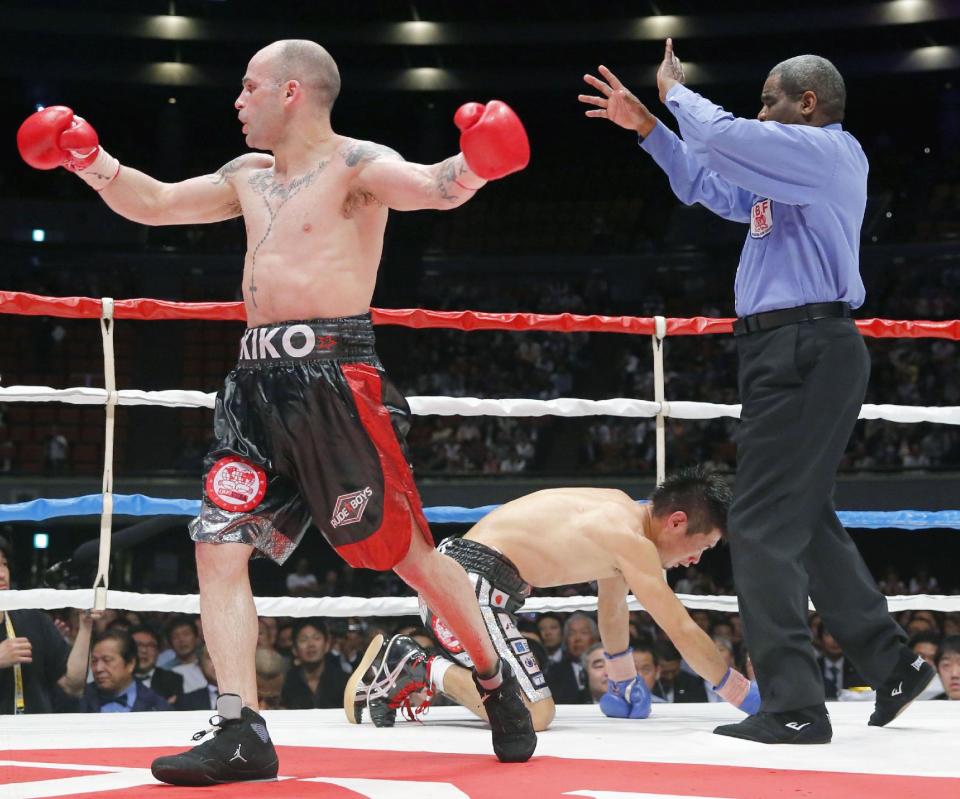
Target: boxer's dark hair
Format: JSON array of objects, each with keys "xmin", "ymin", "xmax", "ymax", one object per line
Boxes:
[
  {"xmin": 0, "ymin": 534, "xmax": 11, "ymax": 561},
  {"xmin": 769, "ymin": 55, "xmax": 846, "ymax": 123},
  {"xmin": 94, "ymin": 629, "xmax": 137, "ymax": 665},
  {"xmin": 650, "ymin": 466, "xmax": 731, "ymax": 537}
]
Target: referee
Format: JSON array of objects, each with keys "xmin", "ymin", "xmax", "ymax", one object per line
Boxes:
[{"xmin": 579, "ymin": 40, "xmax": 935, "ymax": 742}]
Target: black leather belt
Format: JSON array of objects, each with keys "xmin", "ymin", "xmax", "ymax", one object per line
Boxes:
[{"xmin": 733, "ymin": 302, "xmax": 851, "ymax": 337}]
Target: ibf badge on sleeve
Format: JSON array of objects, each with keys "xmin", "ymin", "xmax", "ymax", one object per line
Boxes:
[{"xmin": 750, "ymin": 199, "xmax": 774, "ymax": 238}]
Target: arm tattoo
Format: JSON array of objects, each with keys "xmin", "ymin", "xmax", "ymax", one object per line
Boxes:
[
  {"xmin": 343, "ymin": 141, "xmax": 403, "ymax": 167},
  {"xmin": 211, "ymin": 156, "xmax": 246, "ymax": 185},
  {"xmin": 245, "ymin": 158, "xmax": 328, "ymax": 308},
  {"xmin": 436, "ymin": 156, "xmax": 470, "ymax": 204}
]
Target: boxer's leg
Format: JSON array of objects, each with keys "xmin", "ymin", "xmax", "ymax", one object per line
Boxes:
[
  {"xmin": 196, "ymin": 541, "xmax": 258, "ymax": 709},
  {"xmin": 394, "ymin": 525, "xmax": 500, "ymax": 676}
]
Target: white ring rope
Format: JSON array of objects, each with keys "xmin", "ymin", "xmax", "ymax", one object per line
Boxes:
[
  {"xmin": 0, "ymin": 589, "xmax": 956, "ymax": 615},
  {"xmin": 3, "ymin": 385, "xmax": 960, "ymax": 424}
]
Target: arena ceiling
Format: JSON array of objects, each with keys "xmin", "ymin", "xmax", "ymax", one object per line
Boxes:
[{"xmin": 2, "ymin": 0, "xmax": 959, "ymax": 98}]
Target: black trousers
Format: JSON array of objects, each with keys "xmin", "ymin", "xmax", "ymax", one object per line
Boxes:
[{"xmin": 728, "ymin": 317, "xmax": 906, "ymax": 712}]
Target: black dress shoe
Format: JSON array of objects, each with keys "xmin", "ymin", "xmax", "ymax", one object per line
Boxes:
[
  {"xmin": 714, "ymin": 704, "xmax": 832, "ymax": 744},
  {"xmin": 869, "ymin": 649, "xmax": 936, "ymax": 727}
]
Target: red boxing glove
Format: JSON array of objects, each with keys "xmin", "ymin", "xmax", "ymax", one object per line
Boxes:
[
  {"xmin": 17, "ymin": 106, "xmax": 77, "ymax": 170},
  {"xmin": 454, "ymin": 100, "xmax": 529, "ymax": 180},
  {"xmin": 59, "ymin": 116, "xmax": 101, "ymax": 170},
  {"xmin": 17, "ymin": 106, "xmax": 118, "ymax": 189}
]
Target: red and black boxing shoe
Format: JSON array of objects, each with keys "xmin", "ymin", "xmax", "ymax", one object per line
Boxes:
[{"xmin": 364, "ymin": 634, "xmax": 436, "ymax": 725}]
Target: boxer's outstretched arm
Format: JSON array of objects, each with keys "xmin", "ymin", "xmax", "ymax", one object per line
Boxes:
[
  {"xmin": 616, "ymin": 542, "xmax": 728, "ymax": 686},
  {"xmin": 100, "ymin": 154, "xmax": 267, "ymax": 226},
  {"xmin": 350, "ymin": 142, "xmax": 486, "ymax": 211}
]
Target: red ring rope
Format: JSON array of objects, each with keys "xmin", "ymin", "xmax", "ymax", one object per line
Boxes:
[{"xmin": 1, "ymin": 290, "xmax": 958, "ymax": 339}]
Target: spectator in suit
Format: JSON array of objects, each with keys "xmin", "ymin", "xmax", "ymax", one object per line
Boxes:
[
  {"xmin": 281, "ymin": 619, "xmax": 348, "ymax": 709},
  {"xmin": 82, "ymin": 630, "xmax": 169, "ymax": 712},
  {"xmin": 545, "ymin": 612, "xmax": 598, "ymax": 703},
  {"xmin": 817, "ymin": 629, "xmax": 865, "ymax": 699},
  {"xmin": 653, "ymin": 640, "xmax": 707, "ymax": 702},
  {"xmin": 131, "ymin": 625, "xmax": 182, "ymax": 706},
  {"xmin": 175, "ymin": 645, "xmax": 219, "ymax": 711},
  {"xmin": 933, "ymin": 636, "xmax": 960, "ymax": 700},
  {"xmin": 0, "ymin": 535, "xmax": 95, "ymax": 714},
  {"xmin": 537, "ymin": 613, "xmax": 564, "ymax": 665}
]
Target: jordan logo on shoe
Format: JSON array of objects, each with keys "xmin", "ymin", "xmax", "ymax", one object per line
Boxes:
[
  {"xmin": 230, "ymin": 745, "xmax": 247, "ymax": 763},
  {"xmin": 891, "ymin": 682, "xmax": 903, "ymax": 697},
  {"xmin": 784, "ymin": 721, "xmax": 811, "ymax": 730},
  {"xmin": 911, "ymin": 656, "xmax": 925, "ymax": 671}
]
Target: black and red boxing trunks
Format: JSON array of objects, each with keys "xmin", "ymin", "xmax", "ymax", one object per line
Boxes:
[{"xmin": 188, "ymin": 314, "xmax": 431, "ymax": 570}]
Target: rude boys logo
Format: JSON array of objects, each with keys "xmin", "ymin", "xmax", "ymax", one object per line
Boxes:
[{"xmin": 331, "ymin": 486, "xmax": 374, "ymax": 528}]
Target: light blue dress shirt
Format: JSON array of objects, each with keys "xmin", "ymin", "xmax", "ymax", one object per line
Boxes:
[
  {"xmin": 100, "ymin": 680, "xmax": 137, "ymax": 713},
  {"xmin": 640, "ymin": 84, "xmax": 868, "ymax": 317}
]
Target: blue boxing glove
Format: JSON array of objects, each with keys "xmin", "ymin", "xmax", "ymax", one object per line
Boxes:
[
  {"xmin": 599, "ymin": 676, "xmax": 652, "ymax": 720},
  {"xmin": 714, "ymin": 666, "xmax": 761, "ymax": 715}
]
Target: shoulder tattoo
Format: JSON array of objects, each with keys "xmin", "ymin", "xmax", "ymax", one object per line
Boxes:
[
  {"xmin": 211, "ymin": 156, "xmax": 247, "ymax": 185},
  {"xmin": 343, "ymin": 141, "xmax": 404, "ymax": 168}
]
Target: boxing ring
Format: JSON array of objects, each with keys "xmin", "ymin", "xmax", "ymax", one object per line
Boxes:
[{"xmin": 1, "ymin": 290, "xmax": 959, "ymax": 798}]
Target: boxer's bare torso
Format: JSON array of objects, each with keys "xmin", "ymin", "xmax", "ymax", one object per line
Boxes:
[
  {"xmin": 464, "ymin": 488, "xmax": 655, "ymax": 586},
  {"xmin": 215, "ymin": 138, "xmax": 400, "ymax": 326}
]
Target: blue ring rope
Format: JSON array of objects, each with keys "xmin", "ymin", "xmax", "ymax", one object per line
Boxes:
[{"xmin": 1, "ymin": 494, "xmax": 958, "ymax": 529}]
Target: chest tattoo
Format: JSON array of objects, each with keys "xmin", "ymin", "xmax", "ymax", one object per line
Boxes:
[{"xmin": 245, "ymin": 159, "xmax": 328, "ymax": 307}]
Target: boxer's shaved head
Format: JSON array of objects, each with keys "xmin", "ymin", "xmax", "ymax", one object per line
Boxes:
[{"xmin": 260, "ymin": 39, "xmax": 341, "ymax": 112}]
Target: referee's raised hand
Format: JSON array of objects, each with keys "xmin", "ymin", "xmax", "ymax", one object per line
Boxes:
[{"xmin": 579, "ymin": 65, "xmax": 657, "ymax": 137}]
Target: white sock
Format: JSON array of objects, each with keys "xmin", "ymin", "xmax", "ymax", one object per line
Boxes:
[{"xmin": 429, "ymin": 656, "xmax": 454, "ymax": 692}]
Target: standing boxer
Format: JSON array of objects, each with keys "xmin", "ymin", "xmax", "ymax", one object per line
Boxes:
[
  {"xmin": 578, "ymin": 40, "xmax": 934, "ymax": 743},
  {"xmin": 18, "ymin": 39, "xmax": 534, "ymax": 783}
]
